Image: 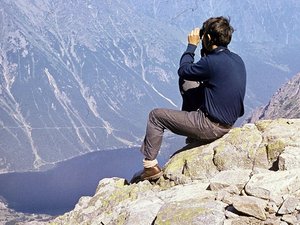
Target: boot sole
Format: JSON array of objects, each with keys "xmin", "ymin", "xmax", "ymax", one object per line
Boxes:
[{"xmin": 143, "ymin": 171, "xmax": 163, "ymax": 181}]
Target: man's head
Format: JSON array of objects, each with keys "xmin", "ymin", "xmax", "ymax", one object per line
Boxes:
[{"xmin": 200, "ymin": 16, "xmax": 234, "ymax": 53}]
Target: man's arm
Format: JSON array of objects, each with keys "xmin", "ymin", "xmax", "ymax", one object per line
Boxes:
[
  {"xmin": 178, "ymin": 28, "xmax": 210, "ymax": 80},
  {"xmin": 178, "ymin": 45, "xmax": 210, "ymax": 80}
]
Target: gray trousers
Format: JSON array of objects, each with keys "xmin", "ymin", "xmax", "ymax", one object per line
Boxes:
[{"xmin": 140, "ymin": 79, "xmax": 231, "ymax": 160}]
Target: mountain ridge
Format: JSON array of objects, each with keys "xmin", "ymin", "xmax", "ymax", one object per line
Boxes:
[{"xmin": 247, "ymin": 72, "xmax": 300, "ymax": 123}]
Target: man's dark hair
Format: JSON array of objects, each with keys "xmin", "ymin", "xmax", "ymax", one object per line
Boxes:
[{"xmin": 201, "ymin": 16, "xmax": 234, "ymax": 48}]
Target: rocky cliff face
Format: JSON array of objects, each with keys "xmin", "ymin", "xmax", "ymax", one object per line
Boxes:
[
  {"xmin": 47, "ymin": 118, "xmax": 300, "ymax": 225},
  {"xmin": 247, "ymin": 72, "xmax": 300, "ymax": 123}
]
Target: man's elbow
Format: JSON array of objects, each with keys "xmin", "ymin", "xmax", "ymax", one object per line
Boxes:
[{"xmin": 177, "ymin": 66, "xmax": 186, "ymax": 77}]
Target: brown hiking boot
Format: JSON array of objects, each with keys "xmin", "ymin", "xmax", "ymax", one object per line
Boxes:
[
  {"xmin": 140, "ymin": 164, "xmax": 163, "ymax": 180},
  {"xmin": 130, "ymin": 164, "xmax": 163, "ymax": 184}
]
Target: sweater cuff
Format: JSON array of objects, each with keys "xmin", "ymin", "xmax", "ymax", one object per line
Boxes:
[{"xmin": 186, "ymin": 44, "xmax": 197, "ymax": 53}]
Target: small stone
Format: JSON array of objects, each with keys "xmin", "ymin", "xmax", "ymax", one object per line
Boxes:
[
  {"xmin": 278, "ymin": 196, "xmax": 299, "ymax": 215},
  {"xmin": 209, "ymin": 170, "xmax": 251, "ymax": 192},
  {"xmin": 270, "ymin": 194, "xmax": 284, "ymax": 207},
  {"xmin": 155, "ymin": 199, "xmax": 226, "ymax": 225},
  {"xmin": 216, "ymin": 186, "xmax": 240, "ymax": 203},
  {"xmin": 216, "ymin": 190, "xmax": 230, "ymax": 202},
  {"xmin": 266, "ymin": 201, "xmax": 279, "ymax": 214},
  {"xmin": 222, "ymin": 193, "xmax": 236, "ymax": 205},
  {"xmin": 225, "ymin": 205, "xmax": 240, "ymax": 219},
  {"xmin": 263, "ymin": 217, "xmax": 281, "ymax": 225},
  {"xmin": 278, "ymin": 146, "xmax": 300, "ymax": 170},
  {"xmin": 223, "ymin": 216, "xmax": 263, "ymax": 225},
  {"xmin": 245, "ymin": 169, "xmax": 300, "ymax": 200},
  {"xmin": 232, "ymin": 196, "xmax": 267, "ymax": 221},
  {"xmin": 279, "ymin": 221, "xmax": 288, "ymax": 225},
  {"xmin": 281, "ymin": 214, "xmax": 298, "ymax": 225},
  {"xmin": 225, "ymin": 210, "xmax": 239, "ymax": 219},
  {"xmin": 241, "ymin": 189, "xmax": 248, "ymax": 196},
  {"xmin": 223, "ymin": 219, "xmax": 232, "ymax": 225},
  {"xmin": 296, "ymin": 203, "xmax": 300, "ymax": 211}
]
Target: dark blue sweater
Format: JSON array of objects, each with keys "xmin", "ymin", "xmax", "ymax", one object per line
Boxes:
[{"xmin": 178, "ymin": 44, "xmax": 246, "ymax": 125}]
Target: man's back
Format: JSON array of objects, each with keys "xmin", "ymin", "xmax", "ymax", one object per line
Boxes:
[
  {"xmin": 202, "ymin": 47, "xmax": 246, "ymax": 125},
  {"xmin": 178, "ymin": 45, "xmax": 246, "ymax": 125}
]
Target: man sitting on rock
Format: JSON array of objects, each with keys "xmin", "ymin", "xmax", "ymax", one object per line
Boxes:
[{"xmin": 132, "ymin": 16, "xmax": 246, "ymax": 183}]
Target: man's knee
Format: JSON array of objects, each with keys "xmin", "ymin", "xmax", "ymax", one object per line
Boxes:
[{"xmin": 149, "ymin": 108, "xmax": 163, "ymax": 121}]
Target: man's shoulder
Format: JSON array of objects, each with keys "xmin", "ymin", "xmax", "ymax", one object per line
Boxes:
[{"xmin": 223, "ymin": 49, "xmax": 245, "ymax": 65}]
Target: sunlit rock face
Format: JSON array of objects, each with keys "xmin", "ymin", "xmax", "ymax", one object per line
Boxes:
[{"xmin": 51, "ymin": 119, "xmax": 300, "ymax": 225}]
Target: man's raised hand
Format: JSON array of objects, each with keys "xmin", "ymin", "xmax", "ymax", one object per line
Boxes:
[{"xmin": 188, "ymin": 27, "xmax": 201, "ymax": 46}]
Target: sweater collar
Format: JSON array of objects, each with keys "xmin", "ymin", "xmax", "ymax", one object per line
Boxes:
[{"xmin": 211, "ymin": 46, "xmax": 228, "ymax": 54}]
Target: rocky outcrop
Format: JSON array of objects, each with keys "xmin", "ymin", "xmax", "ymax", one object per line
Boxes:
[
  {"xmin": 50, "ymin": 119, "xmax": 300, "ymax": 225},
  {"xmin": 0, "ymin": 199, "xmax": 53, "ymax": 225},
  {"xmin": 248, "ymin": 72, "xmax": 300, "ymax": 123}
]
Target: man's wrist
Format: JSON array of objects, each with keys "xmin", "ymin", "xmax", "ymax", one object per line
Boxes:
[{"xmin": 186, "ymin": 44, "xmax": 197, "ymax": 53}]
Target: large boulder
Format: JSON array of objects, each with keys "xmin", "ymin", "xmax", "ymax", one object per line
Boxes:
[{"xmin": 164, "ymin": 119, "xmax": 300, "ymax": 185}]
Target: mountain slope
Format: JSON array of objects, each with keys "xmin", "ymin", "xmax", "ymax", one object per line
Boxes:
[
  {"xmin": 247, "ymin": 72, "xmax": 300, "ymax": 123},
  {"xmin": 1, "ymin": 0, "xmax": 300, "ymax": 172},
  {"xmin": 0, "ymin": 0, "xmax": 182, "ymax": 172}
]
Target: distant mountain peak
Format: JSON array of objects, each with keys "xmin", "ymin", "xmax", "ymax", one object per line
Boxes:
[{"xmin": 247, "ymin": 72, "xmax": 300, "ymax": 123}]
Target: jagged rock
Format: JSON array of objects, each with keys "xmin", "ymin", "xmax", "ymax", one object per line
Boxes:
[
  {"xmin": 157, "ymin": 181, "xmax": 214, "ymax": 202},
  {"xmin": 53, "ymin": 178, "xmax": 163, "ymax": 225},
  {"xmin": 280, "ymin": 222, "xmax": 289, "ymax": 225},
  {"xmin": 245, "ymin": 169, "xmax": 300, "ymax": 201},
  {"xmin": 278, "ymin": 146, "xmax": 300, "ymax": 170},
  {"xmin": 266, "ymin": 201, "xmax": 279, "ymax": 214},
  {"xmin": 265, "ymin": 218, "xmax": 282, "ymax": 225},
  {"xmin": 49, "ymin": 119, "xmax": 300, "ymax": 225},
  {"xmin": 223, "ymin": 216, "xmax": 264, "ymax": 225},
  {"xmin": 155, "ymin": 199, "xmax": 226, "ymax": 225},
  {"xmin": 163, "ymin": 142, "xmax": 219, "ymax": 184},
  {"xmin": 278, "ymin": 196, "xmax": 299, "ymax": 215},
  {"xmin": 164, "ymin": 119, "xmax": 300, "ymax": 184},
  {"xmin": 216, "ymin": 186, "xmax": 240, "ymax": 204},
  {"xmin": 213, "ymin": 124, "xmax": 264, "ymax": 171},
  {"xmin": 224, "ymin": 205, "xmax": 240, "ymax": 219},
  {"xmin": 231, "ymin": 196, "xmax": 267, "ymax": 220},
  {"xmin": 52, "ymin": 179, "xmax": 216, "ymax": 225},
  {"xmin": 209, "ymin": 169, "xmax": 252, "ymax": 192},
  {"xmin": 281, "ymin": 214, "xmax": 299, "ymax": 225},
  {"xmin": 256, "ymin": 119, "xmax": 300, "ymax": 167}
]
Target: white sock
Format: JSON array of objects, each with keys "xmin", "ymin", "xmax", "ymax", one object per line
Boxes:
[{"xmin": 143, "ymin": 159, "xmax": 158, "ymax": 168}]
